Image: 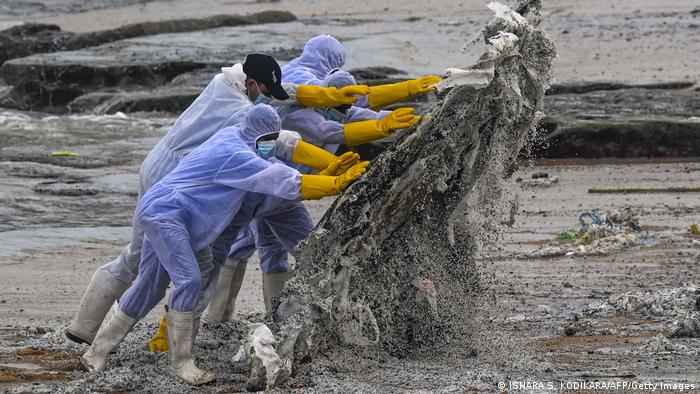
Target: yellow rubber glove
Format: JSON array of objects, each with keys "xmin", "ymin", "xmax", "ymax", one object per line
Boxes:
[
  {"xmin": 148, "ymin": 314, "xmax": 168, "ymax": 352},
  {"xmin": 319, "ymin": 151, "xmax": 361, "ymax": 176},
  {"xmin": 368, "ymin": 76, "xmax": 442, "ymax": 110},
  {"xmin": 343, "ymin": 108, "xmax": 421, "ymax": 146},
  {"xmin": 292, "ymin": 140, "xmax": 344, "ymax": 171},
  {"xmin": 296, "ymin": 85, "xmax": 370, "ymax": 108},
  {"xmin": 407, "ymin": 75, "xmax": 443, "ymax": 95},
  {"xmin": 300, "ymin": 161, "xmax": 368, "ymax": 200}
]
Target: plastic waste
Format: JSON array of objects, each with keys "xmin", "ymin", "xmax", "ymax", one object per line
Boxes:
[
  {"xmin": 556, "ymin": 231, "xmax": 577, "ymax": 240},
  {"xmin": 233, "ymin": 323, "xmax": 284, "ymax": 391}
]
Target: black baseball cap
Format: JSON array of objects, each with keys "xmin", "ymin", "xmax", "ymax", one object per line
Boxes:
[{"xmin": 242, "ymin": 54, "xmax": 289, "ymax": 100}]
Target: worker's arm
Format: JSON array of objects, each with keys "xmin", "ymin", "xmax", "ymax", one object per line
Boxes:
[
  {"xmin": 367, "ymin": 76, "xmax": 442, "ymax": 110},
  {"xmin": 275, "ymin": 129, "xmax": 363, "ymax": 173},
  {"xmin": 275, "ymin": 84, "xmax": 370, "ymax": 108},
  {"xmin": 343, "ymin": 108, "xmax": 420, "ymax": 146},
  {"xmin": 301, "ymin": 161, "xmax": 369, "ymax": 200}
]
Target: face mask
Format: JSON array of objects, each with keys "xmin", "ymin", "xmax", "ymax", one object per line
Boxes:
[
  {"xmin": 325, "ymin": 107, "xmax": 346, "ymax": 123},
  {"xmin": 254, "ymin": 94, "xmax": 271, "ymax": 105},
  {"xmin": 256, "ymin": 140, "xmax": 277, "ymax": 160},
  {"xmin": 250, "ymin": 81, "xmax": 271, "ymax": 104}
]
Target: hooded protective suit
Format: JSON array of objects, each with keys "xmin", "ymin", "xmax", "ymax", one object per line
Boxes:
[
  {"xmin": 227, "ymin": 71, "xmax": 389, "ymax": 275},
  {"xmin": 280, "ymin": 71, "xmax": 390, "ymax": 159},
  {"xmin": 98, "ymin": 64, "xmax": 295, "ymax": 286},
  {"xmin": 281, "ymin": 35, "xmax": 346, "ymax": 86},
  {"xmin": 118, "ymin": 105, "xmax": 302, "ymax": 319}
]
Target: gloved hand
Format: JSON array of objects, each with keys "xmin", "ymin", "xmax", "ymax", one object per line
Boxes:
[
  {"xmin": 292, "ymin": 140, "xmax": 347, "ymax": 172},
  {"xmin": 337, "ymin": 85, "xmax": 371, "ymax": 103},
  {"xmin": 406, "ymin": 75, "xmax": 443, "ymax": 96},
  {"xmin": 379, "ymin": 108, "xmax": 421, "ymax": 133},
  {"xmin": 300, "ymin": 161, "xmax": 368, "ymax": 200},
  {"xmin": 296, "ymin": 85, "xmax": 370, "ymax": 108},
  {"xmin": 343, "ymin": 107, "xmax": 421, "ymax": 147},
  {"xmin": 368, "ymin": 76, "xmax": 442, "ymax": 109},
  {"xmin": 336, "ymin": 161, "xmax": 369, "ymax": 191},
  {"xmin": 319, "ymin": 151, "xmax": 360, "ymax": 176},
  {"xmin": 148, "ymin": 314, "xmax": 168, "ymax": 352}
]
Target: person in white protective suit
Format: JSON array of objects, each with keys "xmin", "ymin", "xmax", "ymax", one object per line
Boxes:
[
  {"xmin": 65, "ymin": 53, "xmax": 370, "ymax": 346},
  {"xmin": 201, "ymin": 61, "xmax": 441, "ymax": 324},
  {"xmin": 78, "ymin": 104, "xmax": 368, "ymax": 385}
]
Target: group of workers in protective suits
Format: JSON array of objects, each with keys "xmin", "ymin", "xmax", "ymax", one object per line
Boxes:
[{"xmin": 66, "ymin": 35, "xmax": 441, "ymax": 385}]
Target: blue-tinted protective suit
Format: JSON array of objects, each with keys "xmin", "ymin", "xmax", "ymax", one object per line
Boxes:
[
  {"xmin": 282, "ymin": 35, "xmax": 346, "ymax": 86},
  {"xmin": 227, "ymin": 71, "xmax": 389, "ymax": 274},
  {"xmin": 93, "ymin": 64, "xmax": 303, "ymax": 290},
  {"xmin": 118, "ymin": 105, "xmax": 302, "ymax": 319}
]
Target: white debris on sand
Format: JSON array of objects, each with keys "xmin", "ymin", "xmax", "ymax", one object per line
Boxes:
[
  {"xmin": 582, "ymin": 285, "xmax": 700, "ymax": 340},
  {"xmin": 233, "ymin": 323, "xmax": 285, "ymax": 391}
]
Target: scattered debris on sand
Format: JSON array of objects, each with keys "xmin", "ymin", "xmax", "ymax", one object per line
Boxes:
[{"xmin": 524, "ymin": 208, "xmax": 648, "ymax": 258}]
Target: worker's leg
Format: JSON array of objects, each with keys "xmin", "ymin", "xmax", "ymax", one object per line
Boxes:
[
  {"xmin": 202, "ymin": 220, "xmax": 249, "ymax": 323},
  {"xmin": 67, "ymin": 206, "xmax": 144, "ymax": 344},
  {"xmin": 255, "ymin": 202, "xmax": 315, "ymax": 312},
  {"xmin": 80, "ymin": 238, "xmax": 167, "ymax": 373},
  {"xmin": 140, "ymin": 220, "xmax": 215, "ymax": 385}
]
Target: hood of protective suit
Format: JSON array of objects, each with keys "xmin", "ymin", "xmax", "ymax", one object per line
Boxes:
[
  {"xmin": 221, "ymin": 63, "xmax": 247, "ymax": 93},
  {"xmin": 283, "ymin": 35, "xmax": 346, "ymax": 81},
  {"xmin": 236, "ymin": 104, "xmax": 281, "ymax": 151},
  {"xmin": 323, "ymin": 70, "xmax": 357, "ymax": 89}
]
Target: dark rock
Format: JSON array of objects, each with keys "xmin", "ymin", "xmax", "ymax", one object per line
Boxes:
[
  {"xmin": 529, "ymin": 86, "xmax": 700, "ymax": 158},
  {"xmin": 535, "ymin": 118, "xmax": 700, "ymax": 158},
  {"xmin": 545, "ymin": 86, "xmax": 698, "ymax": 118},
  {"xmin": 1, "ymin": 59, "xmax": 205, "ymax": 112},
  {"xmin": 349, "ymin": 66, "xmax": 406, "ymax": 80},
  {"xmin": 67, "ymin": 67, "xmax": 217, "ymax": 114},
  {"xmin": 0, "ymin": 11, "xmax": 298, "ymax": 112},
  {"xmin": 32, "ymin": 180, "xmax": 100, "ymax": 196},
  {"xmin": 0, "ymin": 12, "xmax": 297, "ymax": 67},
  {"xmin": 548, "ymin": 79, "xmax": 695, "ymax": 95},
  {"xmin": 0, "ymin": 23, "xmax": 74, "ymax": 67},
  {"xmin": 348, "ymin": 66, "xmax": 408, "ymax": 88},
  {"xmin": 63, "ymin": 11, "xmax": 297, "ymax": 51},
  {"xmin": 68, "ymin": 89, "xmax": 202, "ymax": 115}
]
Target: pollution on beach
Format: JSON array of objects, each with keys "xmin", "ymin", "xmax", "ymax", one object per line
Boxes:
[{"xmin": 0, "ymin": 0, "xmax": 699, "ymax": 392}]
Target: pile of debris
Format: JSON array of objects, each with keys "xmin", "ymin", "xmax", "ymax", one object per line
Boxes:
[
  {"xmin": 525, "ymin": 208, "xmax": 645, "ymax": 258},
  {"xmin": 585, "ymin": 285, "xmax": 700, "ymax": 339}
]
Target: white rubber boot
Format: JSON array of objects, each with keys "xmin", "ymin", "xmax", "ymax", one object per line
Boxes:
[
  {"xmin": 167, "ymin": 309, "xmax": 216, "ymax": 385},
  {"xmin": 79, "ymin": 304, "xmax": 136, "ymax": 372},
  {"xmin": 262, "ymin": 271, "xmax": 293, "ymax": 313},
  {"xmin": 67, "ymin": 269, "xmax": 129, "ymax": 345},
  {"xmin": 192, "ymin": 310, "xmax": 202, "ymax": 343},
  {"xmin": 201, "ymin": 258, "xmax": 247, "ymax": 325}
]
